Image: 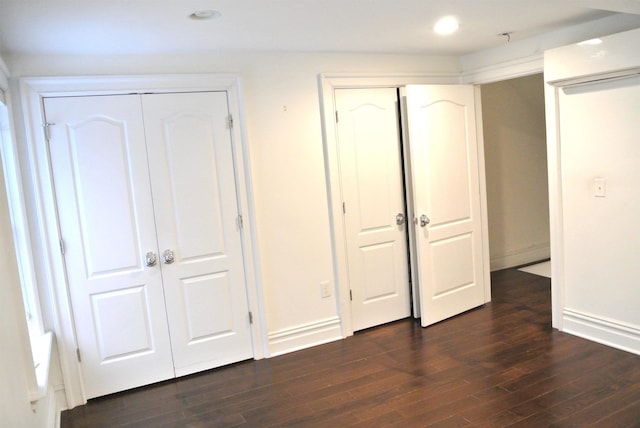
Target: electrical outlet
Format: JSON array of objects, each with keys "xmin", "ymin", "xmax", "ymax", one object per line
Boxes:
[{"xmin": 320, "ymin": 281, "xmax": 331, "ymax": 298}]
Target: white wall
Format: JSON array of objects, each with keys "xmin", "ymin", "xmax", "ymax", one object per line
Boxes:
[
  {"xmin": 0, "ymin": 126, "xmax": 51, "ymax": 428},
  {"xmin": 545, "ymin": 28, "xmax": 640, "ymax": 354},
  {"xmin": 7, "ymin": 52, "xmax": 459, "ymax": 349},
  {"xmin": 482, "ymin": 74, "xmax": 550, "ymax": 270}
]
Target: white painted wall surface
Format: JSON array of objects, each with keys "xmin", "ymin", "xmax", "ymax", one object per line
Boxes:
[
  {"xmin": 460, "ymin": 14, "xmax": 640, "ymax": 72},
  {"xmin": 545, "ymin": 27, "xmax": 640, "ymax": 354},
  {"xmin": 482, "ymin": 74, "xmax": 549, "ymax": 270},
  {"xmin": 560, "ymin": 76, "xmax": 640, "ymax": 324}
]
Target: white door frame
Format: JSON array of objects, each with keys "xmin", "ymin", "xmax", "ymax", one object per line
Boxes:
[
  {"xmin": 18, "ymin": 74, "xmax": 267, "ymax": 407},
  {"xmin": 461, "ymin": 56, "xmax": 564, "ymax": 330},
  {"xmin": 319, "ymin": 58, "xmax": 544, "ymax": 337}
]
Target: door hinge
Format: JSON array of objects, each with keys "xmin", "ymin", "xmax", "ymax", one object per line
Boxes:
[
  {"xmin": 76, "ymin": 348, "xmax": 81, "ymax": 363},
  {"xmin": 43, "ymin": 122, "xmax": 55, "ymax": 142},
  {"xmin": 248, "ymin": 311, "xmax": 253, "ymax": 324},
  {"xmin": 228, "ymin": 115, "xmax": 234, "ymax": 129},
  {"xmin": 342, "ymin": 201, "xmax": 346, "ymax": 214},
  {"xmin": 237, "ymin": 214, "xmax": 244, "ymax": 230},
  {"xmin": 349, "ymin": 289, "xmax": 353, "ymax": 301},
  {"xmin": 335, "ymin": 111, "xmax": 339, "ymax": 123},
  {"xmin": 59, "ymin": 238, "xmax": 65, "ymax": 255}
]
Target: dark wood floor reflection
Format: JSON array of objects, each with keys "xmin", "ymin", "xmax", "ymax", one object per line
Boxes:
[{"xmin": 61, "ymin": 268, "xmax": 640, "ymax": 427}]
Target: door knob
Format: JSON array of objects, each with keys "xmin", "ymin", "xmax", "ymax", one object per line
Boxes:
[
  {"xmin": 145, "ymin": 251, "xmax": 157, "ymax": 267},
  {"xmin": 163, "ymin": 249, "xmax": 175, "ymax": 264},
  {"xmin": 396, "ymin": 213, "xmax": 406, "ymax": 226},
  {"xmin": 420, "ymin": 214, "xmax": 430, "ymax": 227}
]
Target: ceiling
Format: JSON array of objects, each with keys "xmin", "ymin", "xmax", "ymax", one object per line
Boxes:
[{"xmin": 1, "ymin": 0, "xmax": 639, "ymax": 57}]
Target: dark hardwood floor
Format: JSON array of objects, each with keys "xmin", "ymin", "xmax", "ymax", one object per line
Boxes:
[{"xmin": 61, "ymin": 268, "xmax": 640, "ymax": 427}]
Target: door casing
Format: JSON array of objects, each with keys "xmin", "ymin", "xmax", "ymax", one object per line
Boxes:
[{"xmin": 18, "ymin": 74, "xmax": 266, "ymax": 408}]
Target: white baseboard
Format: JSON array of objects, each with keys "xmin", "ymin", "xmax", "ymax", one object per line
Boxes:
[
  {"xmin": 563, "ymin": 308, "xmax": 640, "ymax": 356},
  {"xmin": 36, "ymin": 381, "xmax": 65, "ymax": 428},
  {"xmin": 267, "ymin": 317, "xmax": 343, "ymax": 357},
  {"xmin": 490, "ymin": 244, "xmax": 550, "ymax": 271},
  {"xmin": 52, "ymin": 383, "xmax": 66, "ymax": 428}
]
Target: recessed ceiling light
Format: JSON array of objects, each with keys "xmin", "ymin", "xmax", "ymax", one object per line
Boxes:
[
  {"xmin": 434, "ymin": 16, "xmax": 459, "ymax": 35},
  {"xmin": 189, "ymin": 9, "xmax": 221, "ymax": 20}
]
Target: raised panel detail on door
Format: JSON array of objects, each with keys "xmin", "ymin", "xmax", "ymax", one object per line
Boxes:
[
  {"xmin": 142, "ymin": 92, "xmax": 253, "ymax": 376},
  {"xmin": 68, "ymin": 117, "xmax": 141, "ymax": 276},
  {"xmin": 423, "ymin": 101, "xmax": 472, "ymax": 225},
  {"xmin": 406, "ymin": 85, "xmax": 487, "ymax": 327},
  {"xmin": 430, "ymin": 233, "xmax": 475, "ymax": 296},
  {"xmin": 91, "ymin": 286, "xmax": 154, "ymax": 361},
  {"xmin": 335, "ymin": 88, "xmax": 411, "ymax": 332},
  {"xmin": 181, "ymin": 273, "xmax": 234, "ymax": 341},
  {"xmin": 44, "ymin": 95, "xmax": 175, "ymax": 399}
]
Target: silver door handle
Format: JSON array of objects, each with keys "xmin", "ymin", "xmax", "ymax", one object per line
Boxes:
[
  {"xmin": 420, "ymin": 214, "xmax": 430, "ymax": 227},
  {"xmin": 163, "ymin": 249, "xmax": 175, "ymax": 264},
  {"xmin": 396, "ymin": 213, "xmax": 406, "ymax": 225},
  {"xmin": 145, "ymin": 251, "xmax": 157, "ymax": 267}
]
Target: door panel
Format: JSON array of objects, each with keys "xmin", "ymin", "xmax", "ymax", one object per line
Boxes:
[
  {"xmin": 335, "ymin": 88, "xmax": 411, "ymax": 331},
  {"xmin": 406, "ymin": 85, "xmax": 486, "ymax": 327},
  {"xmin": 91, "ymin": 286, "xmax": 155, "ymax": 361},
  {"xmin": 142, "ymin": 92, "xmax": 253, "ymax": 376},
  {"xmin": 68, "ymin": 117, "xmax": 141, "ymax": 275},
  {"xmin": 181, "ymin": 274, "xmax": 234, "ymax": 340},
  {"xmin": 44, "ymin": 95, "xmax": 175, "ymax": 399},
  {"xmin": 423, "ymin": 101, "xmax": 472, "ymax": 224}
]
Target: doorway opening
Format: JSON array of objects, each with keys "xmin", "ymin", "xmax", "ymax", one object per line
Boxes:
[{"xmin": 480, "ymin": 73, "xmax": 551, "ymax": 278}]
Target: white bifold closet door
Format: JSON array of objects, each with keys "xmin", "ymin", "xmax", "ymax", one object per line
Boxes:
[{"xmin": 45, "ymin": 92, "xmax": 253, "ymax": 399}]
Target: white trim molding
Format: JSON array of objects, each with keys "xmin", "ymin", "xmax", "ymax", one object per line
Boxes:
[
  {"xmin": 563, "ymin": 309, "xmax": 640, "ymax": 356},
  {"xmin": 267, "ymin": 317, "xmax": 342, "ymax": 357},
  {"xmin": 461, "ymin": 54, "xmax": 543, "ymax": 85},
  {"xmin": 17, "ymin": 74, "xmax": 266, "ymax": 408}
]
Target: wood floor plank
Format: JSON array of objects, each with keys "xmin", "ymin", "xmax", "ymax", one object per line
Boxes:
[
  {"xmin": 550, "ymin": 382, "xmax": 640, "ymax": 426},
  {"xmin": 591, "ymin": 398, "xmax": 640, "ymax": 427},
  {"xmin": 61, "ymin": 268, "xmax": 640, "ymax": 427}
]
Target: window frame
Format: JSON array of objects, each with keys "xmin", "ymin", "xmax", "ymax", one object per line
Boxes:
[{"xmin": 0, "ymin": 99, "xmax": 44, "ymax": 338}]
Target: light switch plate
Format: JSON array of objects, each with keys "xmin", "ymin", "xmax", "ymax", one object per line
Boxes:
[{"xmin": 320, "ymin": 281, "xmax": 331, "ymax": 298}]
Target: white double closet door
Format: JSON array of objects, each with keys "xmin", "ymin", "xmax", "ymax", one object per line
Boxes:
[
  {"xmin": 44, "ymin": 92, "xmax": 253, "ymax": 399},
  {"xmin": 335, "ymin": 85, "xmax": 487, "ymax": 331}
]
